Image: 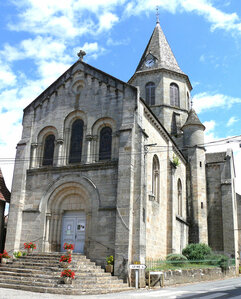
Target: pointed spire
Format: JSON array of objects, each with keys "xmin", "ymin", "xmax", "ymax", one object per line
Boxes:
[
  {"xmin": 135, "ymin": 22, "xmax": 184, "ymax": 74},
  {"xmin": 182, "ymin": 108, "xmax": 205, "ymax": 130}
]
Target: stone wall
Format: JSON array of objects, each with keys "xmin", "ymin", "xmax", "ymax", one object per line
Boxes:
[
  {"xmin": 147, "ymin": 266, "xmax": 236, "ymax": 287},
  {"xmin": 206, "ymin": 151, "xmax": 238, "ymax": 257}
]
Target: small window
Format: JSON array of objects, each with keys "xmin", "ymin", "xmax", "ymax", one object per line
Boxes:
[
  {"xmin": 145, "ymin": 82, "xmax": 155, "ymax": 105},
  {"xmin": 187, "ymin": 92, "xmax": 190, "ymax": 110},
  {"xmin": 99, "ymin": 127, "xmax": 112, "ymax": 160},
  {"xmin": 178, "ymin": 179, "xmax": 182, "ymax": 216},
  {"xmin": 152, "ymin": 155, "xmax": 160, "ymax": 202},
  {"xmin": 69, "ymin": 119, "xmax": 84, "ymax": 163},
  {"xmin": 170, "ymin": 83, "xmax": 180, "ymax": 107},
  {"xmin": 42, "ymin": 134, "xmax": 55, "ymax": 166},
  {"xmin": 200, "ymin": 161, "xmax": 202, "ymax": 167}
]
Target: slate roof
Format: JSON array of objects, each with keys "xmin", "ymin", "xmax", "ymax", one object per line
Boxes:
[
  {"xmin": 135, "ymin": 22, "xmax": 184, "ymax": 74},
  {"xmin": 0, "ymin": 168, "xmax": 10, "ymax": 203},
  {"xmin": 182, "ymin": 108, "xmax": 205, "ymax": 130}
]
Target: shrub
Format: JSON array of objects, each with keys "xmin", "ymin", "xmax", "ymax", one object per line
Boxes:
[
  {"xmin": 182, "ymin": 243, "xmax": 212, "ymax": 260},
  {"xmin": 218, "ymin": 255, "xmax": 229, "ymax": 271},
  {"xmin": 166, "ymin": 254, "xmax": 188, "ymax": 266}
]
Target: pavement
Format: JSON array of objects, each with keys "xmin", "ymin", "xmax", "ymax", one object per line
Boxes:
[{"xmin": 0, "ymin": 277, "xmax": 241, "ymax": 299}]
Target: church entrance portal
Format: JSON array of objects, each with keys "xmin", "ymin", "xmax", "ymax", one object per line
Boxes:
[{"xmin": 61, "ymin": 211, "xmax": 86, "ymax": 253}]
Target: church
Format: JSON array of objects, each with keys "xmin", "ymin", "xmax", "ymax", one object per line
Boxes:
[{"xmin": 5, "ymin": 19, "xmax": 239, "ymax": 279}]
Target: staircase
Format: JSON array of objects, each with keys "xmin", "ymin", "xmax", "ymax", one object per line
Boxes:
[{"xmin": 0, "ymin": 253, "xmax": 131, "ymax": 295}]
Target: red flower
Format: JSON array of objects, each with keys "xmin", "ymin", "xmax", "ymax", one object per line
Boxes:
[
  {"xmin": 24, "ymin": 242, "xmax": 36, "ymax": 249},
  {"xmin": 59, "ymin": 254, "xmax": 72, "ymax": 263},
  {"xmin": 63, "ymin": 243, "xmax": 74, "ymax": 250},
  {"xmin": 0, "ymin": 250, "xmax": 10, "ymax": 259},
  {"xmin": 61, "ymin": 269, "xmax": 75, "ymax": 279}
]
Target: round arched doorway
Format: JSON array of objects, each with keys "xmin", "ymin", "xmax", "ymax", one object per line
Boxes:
[{"xmin": 45, "ymin": 182, "xmax": 90, "ymax": 253}]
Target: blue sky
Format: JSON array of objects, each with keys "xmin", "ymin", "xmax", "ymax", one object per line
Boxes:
[{"xmin": 0, "ymin": 0, "xmax": 240, "ymax": 192}]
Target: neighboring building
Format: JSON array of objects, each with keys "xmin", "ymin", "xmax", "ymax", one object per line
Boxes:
[
  {"xmin": 5, "ymin": 20, "xmax": 239, "ymax": 279},
  {"xmin": 0, "ymin": 168, "xmax": 10, "ymax": 253}
]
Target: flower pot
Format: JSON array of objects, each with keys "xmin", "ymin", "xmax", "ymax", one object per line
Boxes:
[
  {"xmin": 66, "ymin": 249, "xmax": 73, "ymax": 255},
  {"xmin": 1, "ymin": 258, "xmax": 8, "ymax": 264},
  {"xmin": 105, "ymin": 264, "xmax": 113, "ymax": 273},
  {"xmin": 60, "ymin": 262, "xmax": 69, "ymax": 269},
  {"xmin": 63, "ymin": 277, "xmax": 72, "ymax": 284},
  {"xmin": 27, "ymin": 248, "xmax": 33, "ymax": 254}
]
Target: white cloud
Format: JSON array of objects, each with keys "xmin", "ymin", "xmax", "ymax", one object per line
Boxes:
[
  {"xmin": 0, "ymin": 61, "xmax": 16, "ymax": 89},
  {"xmin": 77, "ymin": 42, "xmax": 106, "ymax": 60},
  {"xmin": 124, "ymin": 0, "xmax": 241, "ymax": 36},
  {"xmin": 227, "ymin": 116, "xmax": 239, "ymax": 127},
  {"xmin": 193, "ymin": 92, "xmax": 241, "ymax": 113},
  {"xmin": 98, "ymin": 12, "xmax": 119, "ymax": 32},
  {"xmin": 204, "ymin": 125, "xmax": 241, "ymax": 194}
]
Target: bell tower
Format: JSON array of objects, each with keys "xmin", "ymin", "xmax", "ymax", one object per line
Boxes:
[{"xmin": 129, "ymin": 20, "xmax": 192, "ymax": 146}]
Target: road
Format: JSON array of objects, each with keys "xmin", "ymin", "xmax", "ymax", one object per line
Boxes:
[{"xmin": 0, "ymin": 277, "xmax": 241, "ymax": 298}]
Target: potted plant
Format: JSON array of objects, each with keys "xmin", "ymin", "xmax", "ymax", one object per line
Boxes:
[
  {"xmin": 171, "ymin": 154, "xmax": 180, "ymax": 168},
  {"xmin": 0, "ymin": 250, "xmax": 11, "ymax": 264},
  {"xmin": 24, "ymin": 242, "xmax": 36, "ymax": 254},
  {"xmin": 63, "ymin": 243, "xmax": 74, "ymax": 254},
  {"xmin": 105, "ymin": 255, "xmax": 114, "ymax": 273},
  {"xmin": 59, "ymin": 254, "xmax": 72, "ymax": 268},
  {"xmin": 61, "ymin": 269, "xmax": 75, "ymax": 284}
]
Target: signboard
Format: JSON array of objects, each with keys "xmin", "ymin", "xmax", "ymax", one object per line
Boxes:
[{"xmin": 129, "ymin": 264, "xmax": 146, "ymax": 270}]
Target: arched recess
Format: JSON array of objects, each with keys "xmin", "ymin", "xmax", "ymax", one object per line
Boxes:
[
  {"xmin": 91, "ymin": 117, "xmax": 117, "ymax": 162},
  {"xmin": 63, "ymin": 110, "xmax": 87, "ymax": 165},
  {"xmin": 170, "ymin": 83, "xmax": 180, "ymax": 107},
  {"xmin": 152, "ymin": 155, "xmax": 160, "ymax": 202},
  {"xmin": 178, "ymin": 179, "xmax": 182, "ymax": 216},
  {"xmin": 145, "ymin": 82, "xmax": 155, "ymax": 105},
  {"xmin": 38, "ymin": 175, "xmax": 100, "ymax": 253},
  {"xmin": 32, "ymin": 126, "xmax": 58, "ymax": 167}
]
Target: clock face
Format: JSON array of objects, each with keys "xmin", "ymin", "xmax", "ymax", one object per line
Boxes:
[{"xmin": 145, "ymin": 59, "xmax": 155, "ymax": 68}]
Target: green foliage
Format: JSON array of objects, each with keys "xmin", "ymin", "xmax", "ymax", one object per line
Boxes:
[
  {"xmin": 218, "ymin": 255, "xmax": 229, "ymax": 271},
  {"xmin": 172, "ymin": 155, "xmax": 180, "ymax": 167},
  {"xmin": 106, "ymin": 255, "xmax": 114, "ymax": 265},
  {"xmin": 182, "ymin": 243, "xmax": 212, "ymax": 260},
  {"xmin": 13, "ymin": 251, "xmax": 27, "ymax": 258},
  {"xmin": 13, "ymin": 251, "xmax": 22, "ymax": 258},
  {"xmin": 166, "ymin": 254, "xmax": 188, "ymax": 266}
]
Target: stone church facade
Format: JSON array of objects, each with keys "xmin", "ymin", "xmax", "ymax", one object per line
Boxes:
[{"xmin": 5, "ymin": 21, "xmax": 239, "ymax": 278}]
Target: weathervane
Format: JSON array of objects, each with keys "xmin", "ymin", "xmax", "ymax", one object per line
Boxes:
[{"xmin": 156, "ymin": 6, "xmax": 160, "ymax": 24}]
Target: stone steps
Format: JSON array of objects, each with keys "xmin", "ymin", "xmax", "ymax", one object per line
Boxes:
[
  {"xmin": 0, "ymin": 252, "xmax": 130, "ymax": 295},
  {"xmin": 0, "ymin": 282, "xmax": 130, "ymax": 295}
]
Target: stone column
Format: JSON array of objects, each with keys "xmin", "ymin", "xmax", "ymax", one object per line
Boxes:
[
  {"xmin": 45, "ymin": 213, "xmax": 51, "ymax": 252},
  {"xmin": 92, "ymin": 135, "xmax": 98, "ymax": 162},
  {"xmin": 56, "ymin": 139, "xmax": 64, "ymax": 166},
  {"xmin": 85, "ymin": 135, "xmax": 93, "ymax": 164},
  {"xmin": 30, "ymin": 143, "xmax": 38, "ymax": 168}
]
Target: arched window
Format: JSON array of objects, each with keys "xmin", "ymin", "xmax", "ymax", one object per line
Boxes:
[
  {"xmin": 145, "ymin": 82, "xmax": 155, "ymax": 106},
  {"xmin": 170, "ymin": 83, "xmax": 180, "ymax": 107},
  {"xmin": 99, "ymin": 127, "xmax": 112, "ymax": 160},
  {"xmin": 152, "ymin": 155, "xmax": 160, "ymax": 202},
  {"xmin": 178, "ymin": 179, "xmax": 182, "ymax": 216},
  {"xmin": 42, "ymin": 134, "xmax": 55, "ymax": 166},
  {"xmin": 187, "ymin": 92, "xmax": 190, "ymax": 110},
  {"xmin": 69, "ymin": 119, "xmax": 84, "ymax": 163}
]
